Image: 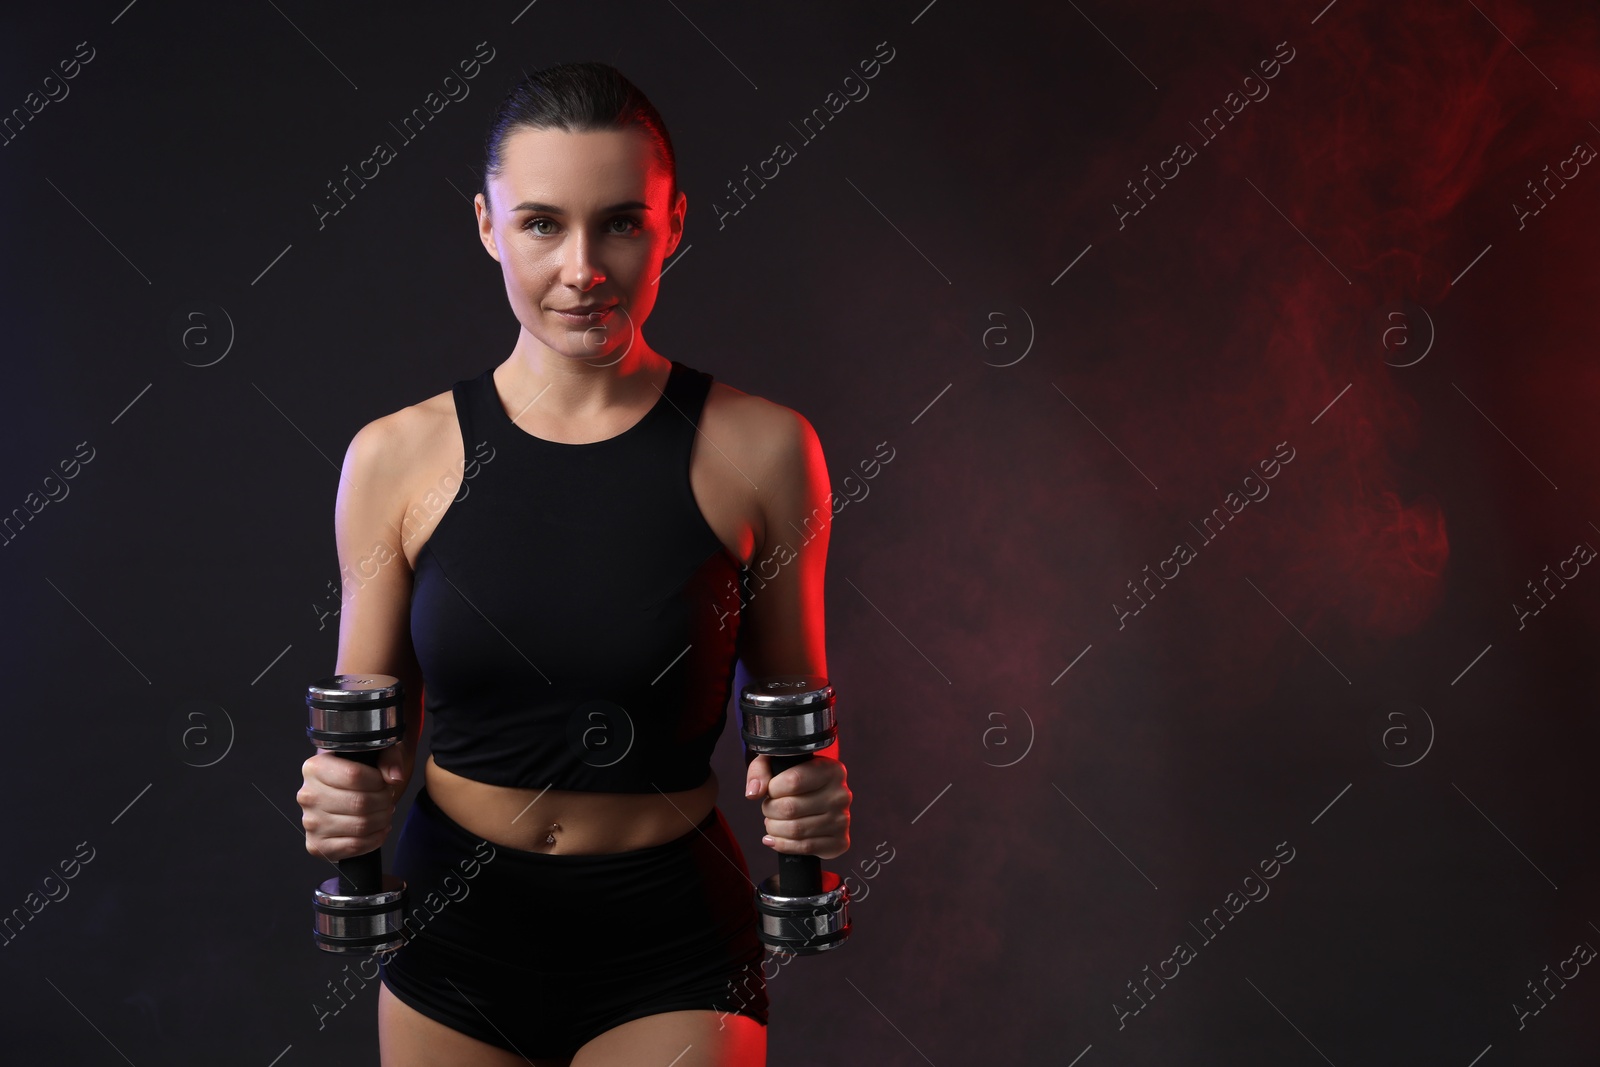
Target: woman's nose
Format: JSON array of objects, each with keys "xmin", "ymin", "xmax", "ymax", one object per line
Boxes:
[{"xmin": 562, "ymin": 231, "xmax": 606, "ymax": 287}]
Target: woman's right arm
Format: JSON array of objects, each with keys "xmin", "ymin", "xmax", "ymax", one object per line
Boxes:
[{"xmin": 297, "ymin": 413, "xmax": 426, "ymax": 861}]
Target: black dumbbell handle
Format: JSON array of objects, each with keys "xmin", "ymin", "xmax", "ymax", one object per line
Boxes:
[
  {"xmin": 768, "ymin": 752, "xmax": 823, "ymax": 897},
  {"xmin": 332, "ymin": 749, "xmax": 384, "ymax": 897}
]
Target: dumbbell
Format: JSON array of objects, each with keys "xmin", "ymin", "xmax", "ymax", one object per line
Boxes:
[
  {"xmin": 305, "ymin": 674, "xmax": 409, "ymax": 955},
  {"xmin": 740, "ymin": 675, "xmax": 851, "ymax": 955}
]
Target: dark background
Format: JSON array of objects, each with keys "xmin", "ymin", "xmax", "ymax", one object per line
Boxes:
[{"xmin": 2, "ymin": 1, "xmax": 1597, "ymax": 1063}]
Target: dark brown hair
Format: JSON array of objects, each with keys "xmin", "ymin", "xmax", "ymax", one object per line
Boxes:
[{"xmin": 479, "ymin": 61, "xmax": 677, "ymax": 214}]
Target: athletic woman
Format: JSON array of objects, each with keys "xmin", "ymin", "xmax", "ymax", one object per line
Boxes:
[{"xmin": 296, "ymin": 62, "xmax": 851, "ymax": 1066}]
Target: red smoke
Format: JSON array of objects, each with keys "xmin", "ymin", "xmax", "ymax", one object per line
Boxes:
[{"xmin": 998, "ymin": 0, "xmax": 1600, "ymax": 696}]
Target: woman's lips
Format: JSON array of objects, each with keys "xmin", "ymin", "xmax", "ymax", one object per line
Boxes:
[{"xmin": 550, "ymin": 304, "xmax": 616, "ymax": 324}]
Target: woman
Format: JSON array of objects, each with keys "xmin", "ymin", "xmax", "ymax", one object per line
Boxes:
[{"xmin": 296, "ymin": 62, "xmax": 850, "ymax": 1066}]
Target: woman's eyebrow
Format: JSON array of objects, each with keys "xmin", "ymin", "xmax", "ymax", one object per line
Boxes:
[{"xmin": 510, "ymin": 200, "xmax": 651, "ymax": 213}]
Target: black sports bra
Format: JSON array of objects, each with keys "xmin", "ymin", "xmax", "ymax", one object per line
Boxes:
[{"xmin": 409, "ymin": 359, "xmax": 746, "ymax": 792}]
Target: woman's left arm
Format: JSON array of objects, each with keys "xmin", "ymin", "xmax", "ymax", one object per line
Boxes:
[{"xmin": 738, "ymin": 406, "xmax": 851, "ymax": 861}]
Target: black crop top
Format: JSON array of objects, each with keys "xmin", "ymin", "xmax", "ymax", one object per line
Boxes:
[{"xmin": 408, "ymin": 359, "xmax": 746, "ymax": 792}]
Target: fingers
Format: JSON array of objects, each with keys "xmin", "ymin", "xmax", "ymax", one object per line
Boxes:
[
  {"xmin": 302, "ymin": 777, "xmax": 392, "ymax": 817},
  {"xmin": 377, "ymin": 746, "xmax": 407, "ymax": 785},
  {"xmin": 744, "ymin": 753, "xmax": 769, "ymax": 799},
  {"xmin": 760, "ymin": 808, "xmax": 843, "ymax": 841},
  {"xmin": 299, "ymin": 751, "xmax": 398, "ymax": 861},
  {"xmin": 752, "ymin": 758, "xmax": 850, "ymax": 849},
  {"xmin": 759, "ymin": 785, "xmax": 846, "ymax": 822},
  {"xmin": 746, "ymin": 756, "xmax": 851, "ymax": 858},
  {"xmin": 761, "ymin": 787, "xmax": 850, "ymax": 854},
  {"xmin": 760, "ymin": 811, "xmax": 850, "ymax": 860},
  {"xmin": 305, "ymin": 752, "xmax": 392, "ymax": 800},
  {"xmin": 755, "ymin": 757, "xmax": 845, "ymax": 801},
  {"xmin": 302, "ymin": 802, "xmax": 395, "ymax": 860}
]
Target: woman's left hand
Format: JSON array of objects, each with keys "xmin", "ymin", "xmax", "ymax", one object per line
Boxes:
[{"xmin": 745, "ymin": 753, "xmax": 851, "ymax": 861}]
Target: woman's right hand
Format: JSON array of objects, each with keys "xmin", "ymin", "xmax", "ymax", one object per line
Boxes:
[{"xmin": 297, "ymin": 749, "xmax": 405, "ymax": 862}]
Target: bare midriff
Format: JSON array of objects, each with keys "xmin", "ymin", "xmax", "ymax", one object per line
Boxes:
[
  {"xmin": 403, "ymin": 363, "xmax": 757, "ymax": 857},
  {"xmin": 424, "ymin": 755, "xmax": 721, "ymax": 854}
]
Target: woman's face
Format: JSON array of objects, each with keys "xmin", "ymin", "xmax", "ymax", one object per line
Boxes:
[{"xmin": 475, "ymin": 125, "xmax": 685, "ymax": 365}]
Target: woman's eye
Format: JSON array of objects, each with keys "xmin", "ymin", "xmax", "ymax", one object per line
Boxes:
[{"xmin": 520, "ymin": 216, "xmax": 641, "ymax": 236}]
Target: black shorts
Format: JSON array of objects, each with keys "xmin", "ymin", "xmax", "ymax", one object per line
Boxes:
[{"xmin": 378, "ymin": 786, "xmax": 770, "ymax": 1059}]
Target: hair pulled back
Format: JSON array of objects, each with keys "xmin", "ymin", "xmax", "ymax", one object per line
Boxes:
[{"xmin": 479, "ymin": 61, "xmax": 677, "ymax": 214}]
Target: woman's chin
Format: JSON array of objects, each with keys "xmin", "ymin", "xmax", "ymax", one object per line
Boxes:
[{"xmin": 542, "ymin": 338, "xmax": 630, "ymax": 366}]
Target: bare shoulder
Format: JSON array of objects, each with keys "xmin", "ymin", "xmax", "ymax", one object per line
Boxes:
[
  {"xmin": 344, "ymin": 388, "xmax": 458, "ymax": 488},
  {"xmin": 331, "ymin": 385, "xmax": 460, "ymax": 677},
  {"xmin": 339, "ymin": 386, "xmax": 463, "ymax": 568},
  {"xmin": 700, "ymin": 378, "xmax": 820, "ymax": 472},
  {"xmin": 702, "ymin": 378, "xmax": 831, "ymax": 679},
  {"xmin": 698, "ymin": 378, "xmax": 829, "ymax": 566}
]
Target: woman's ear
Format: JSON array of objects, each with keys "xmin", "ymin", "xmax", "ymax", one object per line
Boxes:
[
  {"xmin": 474, "ymin": 193, "xmax": 503, "ymax": 264},
  {"xmin": 664, "ymin": 188, "xmax": 687, "ymax": 259}
]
